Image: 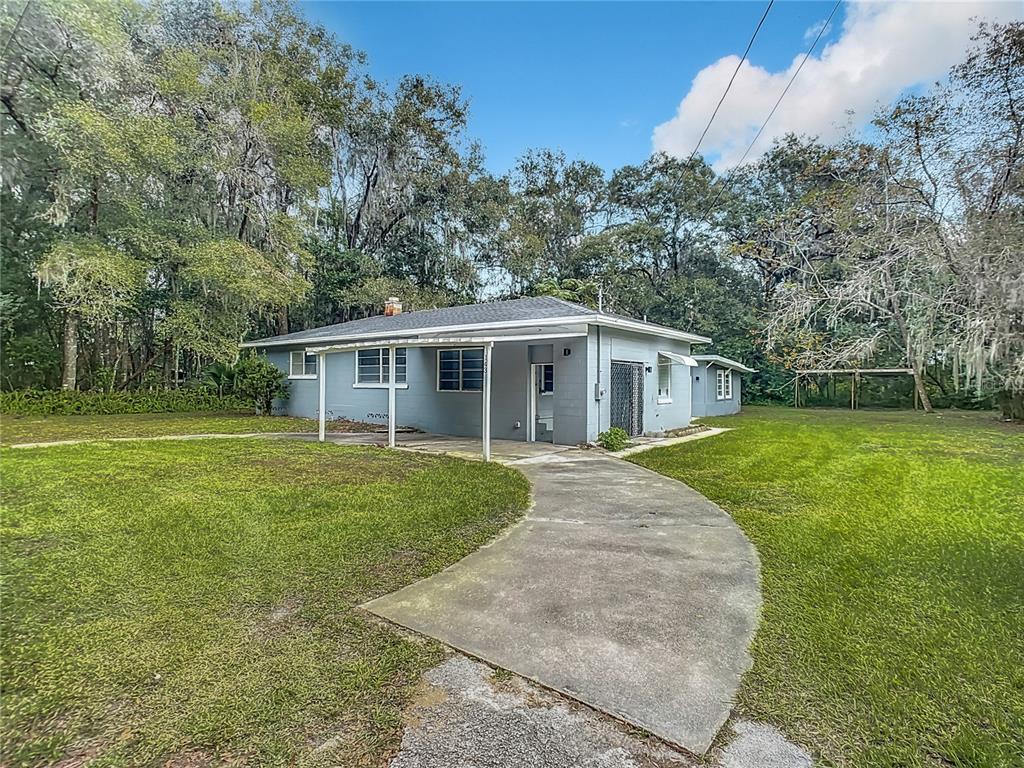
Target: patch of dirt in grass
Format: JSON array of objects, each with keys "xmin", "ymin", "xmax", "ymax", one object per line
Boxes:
[
  {"xmin": 304, "ymin": 724, "xmax": 390, "ymax": 768},
  {"xmin": 160, "ymin": 749, "xmax": 218, "ymax": 767},
  {"xmin": 361, "ymin": 549, "xmax": 429, "ymax": 591},
  {"xmin": 402, "ymin": 678, "xmax": 451, "ymax": 730},
  {"xmin": 7, "ymin": 533, "xmax": 60, "ymax": 555},
  {"xmin": 322, "ymin": 418, "xmax": 388, "ymax": 433},
  {"xmin": 248, "ymin": 597, "xmax": 309, "ymax": 641},
  {"xmin": 52, "ymin": 741, "xmax": 105, "ymax": 768}
]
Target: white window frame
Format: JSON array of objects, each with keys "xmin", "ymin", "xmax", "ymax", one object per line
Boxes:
[
  {"xmin": 436, "ymin": 347, "xmax": 485, "ymax": 392},
  {"xmin": 656, "ymin": 357, "xmax": 672, "ymax": 404},
  {"xmin": 289, "ymin": 350, "xmax": 318, "ymax": 379},
  {"xmin": 353, "ymin": 347, "xmax": 408, "ymax": 388},
  {"xmin": 716, "ymin": 368, "xmax": 733, "ymax": 400},
  {"xmin": 538, "ymin": 363, "xmax": 554, "ymax": 396}
]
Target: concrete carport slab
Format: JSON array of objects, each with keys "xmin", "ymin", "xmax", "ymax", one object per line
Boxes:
[{"xmin": 363, "ymin": 449, "xmax": 761, "ymax": 754}]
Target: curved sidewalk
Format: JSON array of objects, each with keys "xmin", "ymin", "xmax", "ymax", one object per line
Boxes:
[{"xmin": 363, "ymin": 449, "xmax": 761, "ymax": 754}]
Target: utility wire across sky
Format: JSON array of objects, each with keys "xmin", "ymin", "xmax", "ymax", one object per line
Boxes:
[
  {"xmin": 686, "ymin": 0, "xmax": 775, "ymax": 165},
  {"xmin": 694, "ymin": 0, "xmax": 843, "ymax": 227}
]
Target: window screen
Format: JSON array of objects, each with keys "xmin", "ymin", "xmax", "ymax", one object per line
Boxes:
[
  {"xmin": 438, "ymin": 348, "xmax": 484, "ymax": 391},
  {"xmin": 357, "ymin": 348, "xmax": 406, "ymax": 384},
  {"xmin": 658, "ymin": 362, "xmax": 671, "ymax": 399},
  {"xmin": 290, "ymin": 351, "xmax": 318, "ymax": 377}
]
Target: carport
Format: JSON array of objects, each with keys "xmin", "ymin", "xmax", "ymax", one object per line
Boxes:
[{"xmin": 306, "ymin": 330, "xmax": 587, "ymax": 461}]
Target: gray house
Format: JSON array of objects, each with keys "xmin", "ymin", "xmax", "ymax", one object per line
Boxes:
[
  {"xmin": 242, "ymin": 297, "xmax": 741, "ymax": 458},
  {"xmin": 241, "ymin": 296, "xmax": 720, "ymax": 460},
  {"xmin": 690, "ymin": 355, "xmax": 757, "ymax": 417}
]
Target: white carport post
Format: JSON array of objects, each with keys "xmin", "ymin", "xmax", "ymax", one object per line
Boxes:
[
  {"xmin": 317, "ymin": 352, "xmax": 326, "ymax": 442},
  {"xmin": 387, "ymin": 345, "xmax": 397, "ymax": 448},
  {"xmin": 482, "ymin": 341, "xmax": 493, "ymax": 462}
]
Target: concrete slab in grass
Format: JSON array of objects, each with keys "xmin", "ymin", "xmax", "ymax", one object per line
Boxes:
[{"xmin": 364, "ymin": 450, "xmax": 761, "ymax": 754}]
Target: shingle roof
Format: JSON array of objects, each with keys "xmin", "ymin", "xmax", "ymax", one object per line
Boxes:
[{"xmin": 241, "ymin": 296, "xmax": 710, "ymax": 347}]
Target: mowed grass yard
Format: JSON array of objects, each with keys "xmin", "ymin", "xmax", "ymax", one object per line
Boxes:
[
  {"xmin": 0, "ymin": 412, "xmax": 375, "ymax": 446},
  {"xmin": 0, "ymin": 437, "xmax": 529, "ymax": 766},
  {"xmin": 631, "ymin": 407, "xmax": 1024, "ymax": 768}
]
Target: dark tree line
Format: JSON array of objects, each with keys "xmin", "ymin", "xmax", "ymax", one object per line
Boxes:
[{"xmin": 2, "ymin": 2, "xmax": 1020, "ymax": 413}]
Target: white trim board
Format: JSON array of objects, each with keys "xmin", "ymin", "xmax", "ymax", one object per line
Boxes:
[
  {"xmin": 244, "ymin": 315, "xmax": 711, "ymax": 349},
  {"xmin": 306, "ymin": 331, "xmax": 588, "ymax": 354}
]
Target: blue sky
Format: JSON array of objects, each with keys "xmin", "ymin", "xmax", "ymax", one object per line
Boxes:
[{"xmin": 301, "ymin": 1, "xmax": 1019, "ymax": 175}]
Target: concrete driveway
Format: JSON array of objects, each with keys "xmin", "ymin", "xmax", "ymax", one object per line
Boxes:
[{"xmin": 363, "ymin": 447, "xmax": 761, "ymax": 755}]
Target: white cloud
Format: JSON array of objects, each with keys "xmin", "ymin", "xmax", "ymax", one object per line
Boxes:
[
  {"xmin": 803, "ymin": 19, "xmax": 832, "ymax": 44},
  {"xmin": 652, "ymin": 0, "xmax": 1023, "ymax": 169}
]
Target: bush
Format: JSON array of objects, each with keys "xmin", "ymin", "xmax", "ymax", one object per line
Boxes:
[
  {"xmin": 597, "ymin": 427, "xmax": 630, "ymax": 451},
  {"xmin": 997, "ymin": 390, "xmax": 1024, "ymax": 421},
  {"xmin": 202, "ymin": 361, "xmax": 241, "ymax": 397},
  {"xmin": 0, "ymin": 388, "xmax": 251, "ymax": 416},
  {"xmin": 234, "ymin": 356, "xmax": 288, "ymax": 415}
]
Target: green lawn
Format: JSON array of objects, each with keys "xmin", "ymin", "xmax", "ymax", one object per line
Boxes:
[
  {"xmin": 0, "ymin": 438, "xmax": 529, "ymax": 766},
  {"xmin": 0, "ymin": 412, "xmax": 376, "ymax": 445},
  {"xmin": 631, "ymin": 407, "xmax": 1024, "ymax": 768}
]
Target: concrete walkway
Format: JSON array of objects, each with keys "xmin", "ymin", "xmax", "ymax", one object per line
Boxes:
[
  {"xmin": 364, "ymin": 447, "xmax": 761, "ymax": 755},
  {"xmin": 612, "ymin": 427, "xmax": 732, "ymax": 457}
]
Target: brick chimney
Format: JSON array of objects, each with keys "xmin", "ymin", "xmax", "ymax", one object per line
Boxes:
[{"xmin": 384, "ymin": 296, "xmax": 402, "ymax": 316}]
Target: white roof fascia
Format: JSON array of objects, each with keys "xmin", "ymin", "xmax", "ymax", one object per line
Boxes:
[
  {"xmin": 307, "ymin": 330, "xmax": 589, "ymax": 354},
  {"xmin": 692, "ymin": 355, "xmax": 757, "ymax": 373},
  {"xmin": 600, "ymin": 316, "xmax": 711, "ymax": 344},
  {"xmin": 658, "ymin": 350, "xmax": 698, "ymax": 367},
  {"xmin": 243, "ymin": 315, "xmax": 589, "ymax": 348},
  {"xmin": 242, "ymin": 314, "xmax": 711, "ymax": 349}
]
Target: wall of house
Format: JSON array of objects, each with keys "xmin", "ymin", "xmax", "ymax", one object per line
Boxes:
[
  {"xmin": 692, "ymin": 362, "xmax": 742, "ymax": 417},
  {"xmin": 266, "ymin": 327, "xmax": 696, "ymax": 445},
  {"xmin": 586, "ymin": 328, "xmax": 693, "ymax": 440},
  {"xmin": 551, "ymin": 335, "xmax": 590, "ymax": 445},
  {"xmin": 267, "ymin": 341, "xmax": 563, "ymax": 442}
]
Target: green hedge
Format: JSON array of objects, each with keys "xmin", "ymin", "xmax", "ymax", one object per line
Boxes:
[{"xmin": 0, "ymin": 389, "xmax": 253, "ymax": 416}]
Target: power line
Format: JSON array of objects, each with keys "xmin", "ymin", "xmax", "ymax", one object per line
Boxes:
[
  {"xmin": 686, "ymin": 0, "xmax": 775, "ymax": 165},
  {"xmin": 694, "ymin": 0, "xmax": 842, "ymax": 226}
]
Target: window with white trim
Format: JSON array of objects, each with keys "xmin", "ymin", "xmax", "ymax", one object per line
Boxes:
[
  {"xmin": 356, "ymin": 348, "xmax": 407, "ymax": 385},
  {"xmin": 289, "ymin": 351, "xmax": 318, "ymax": 378},
  {"xmin": 539, "ymin": 363, "xmax": 554, "ymax": 394},
  {"xmin": 437, "ymin": 348, "xmax": 484, "ymax": 391},
  {"xmin": 716, "ymin": 368, "xmax": 732, "ymax": 400},
  {"xmin": 657, "ymin": 358, "xmax": 672, "ymax": 402}
]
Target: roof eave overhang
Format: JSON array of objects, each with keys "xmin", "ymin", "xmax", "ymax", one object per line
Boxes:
[
  {"xmin": 241, "ymin": 313, "xmax": 712, "ymax": 349},
  {"xmin": 306, "ymin": 330, "xmax": 589, "ymax": 354}
]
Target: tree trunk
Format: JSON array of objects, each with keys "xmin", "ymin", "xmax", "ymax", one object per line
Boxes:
[
  {"xmin": 61, "ymin": 312, "xmax": 79, "ymax": 391},
  {"xmin": 880, "ymin": 265, "xmax": 933, "ymax": 413},
  {"xmin": 911, "ymin": 366, "xmax": 934, "ymax": 413},
  {"xmin": 163, "ymin": 338, "xmax": 174, "ymax": 388}
]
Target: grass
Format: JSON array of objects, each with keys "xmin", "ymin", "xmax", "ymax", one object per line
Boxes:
[
  {"xmin": 0, "ymin": 411, "xmax": 377, "ymax": 445},
  {"xmin": 630, "ymin": 407, "xmax": 1024, "ymax": 768},
  {"xmin": 0, "ymin": 438, "xmax": 530, "ymax": 766}
]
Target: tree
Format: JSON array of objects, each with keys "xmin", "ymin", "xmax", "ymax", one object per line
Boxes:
[
  {"xmin": 759, "ymin": 22, "xmax": 1024, "ymax": 415},
  {"xmin": 2, "ymin": 0, "xmax": 352, "ymax": 388},
  {"xmin": 762, "ymin": 144, "xmax": 944, "ymax": 412},
  {"xmin": 725, "ymin": 136, "xmax": 844, "ymax": 305},
  {"xmin": 490, "ymin": 149, "xmax": 607, "ymax": 293},
  {"xmin": 234, "ymin": 355, "xmax": 288, "ymax": 414},
  {"xmin": 35, "ymin": 239, "xmax": 146, "ymax": 390}
]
